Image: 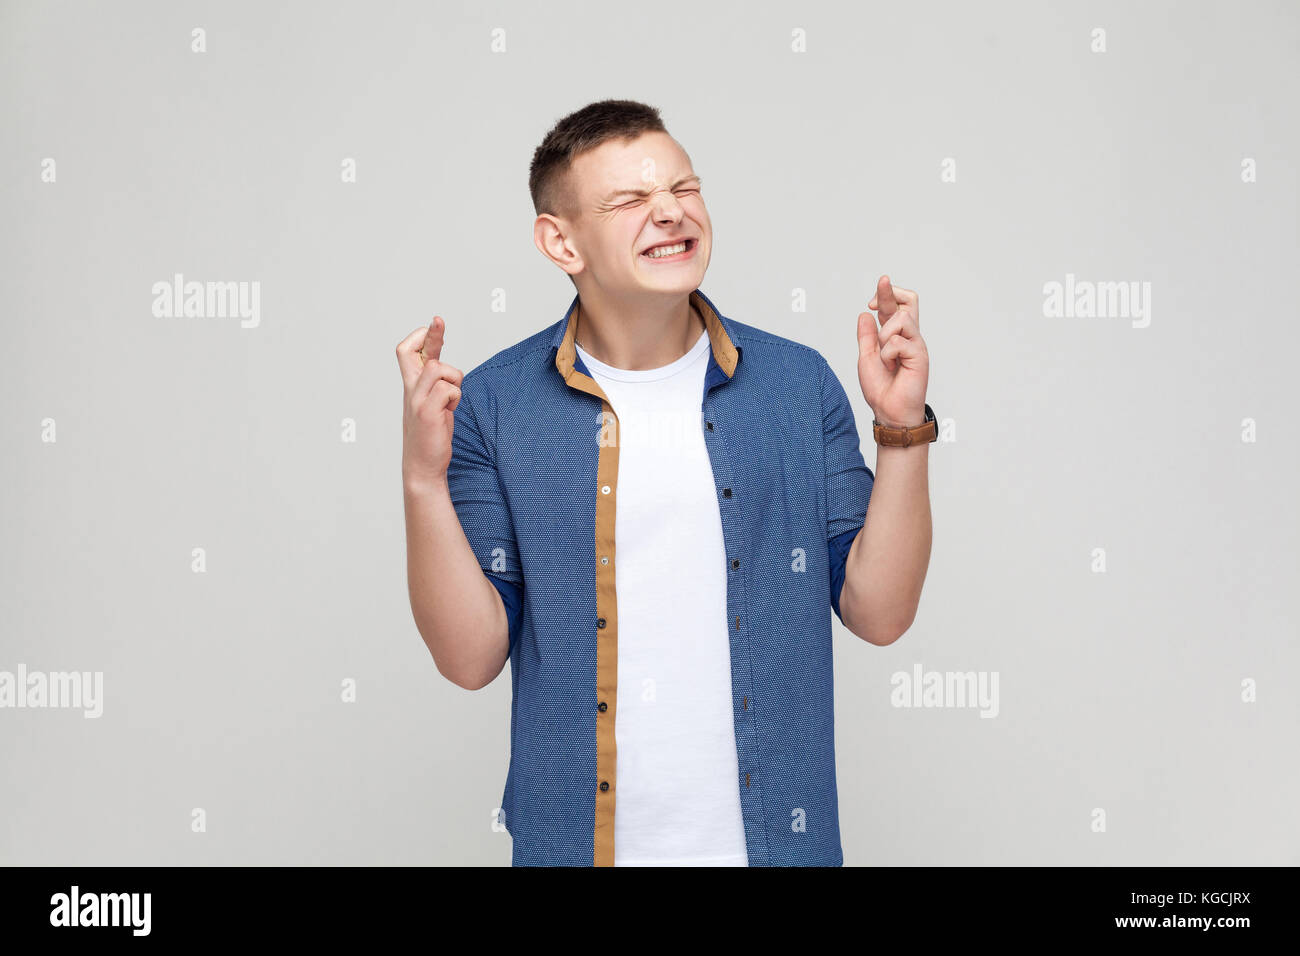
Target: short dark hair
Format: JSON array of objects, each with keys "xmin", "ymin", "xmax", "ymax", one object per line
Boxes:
[{"xmin": 529, "ymin": 99, "xmax": 668, "ymax": 220}]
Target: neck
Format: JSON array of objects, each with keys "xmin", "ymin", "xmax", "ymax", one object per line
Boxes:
[{"xmin": 573, "ymin": 288, "xmax": 705, "ymax": 371}]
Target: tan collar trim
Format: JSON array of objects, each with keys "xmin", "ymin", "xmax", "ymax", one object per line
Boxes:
[{"xmin": 554, "ymin": 289, "xmax": 738, "ymax": 382}]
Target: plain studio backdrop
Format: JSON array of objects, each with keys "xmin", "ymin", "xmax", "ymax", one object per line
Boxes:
[{"xmin": 1, "ymin": 0, "xmax": 1297, "ymax": 866}]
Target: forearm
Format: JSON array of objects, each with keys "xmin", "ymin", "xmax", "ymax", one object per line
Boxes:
[
  {"xmin": 838, "ymin": 441, "xmax": 932, "ymax": 645},
  {"xmin": 403, "ymin": 478, "xmax": 510, "ymax": 688}
]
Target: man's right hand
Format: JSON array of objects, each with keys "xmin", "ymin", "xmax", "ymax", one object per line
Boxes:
[{"xmin": 397, "ymin": 316, "xmax": 464, "ymax": 493}]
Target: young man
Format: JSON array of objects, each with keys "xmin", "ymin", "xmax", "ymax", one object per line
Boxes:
[{"xmin": 396, "ymin": 100, "xmax": 935, "ymax": 867}]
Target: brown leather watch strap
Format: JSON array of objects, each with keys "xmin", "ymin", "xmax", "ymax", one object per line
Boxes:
[{"xmin": 872, "ymin": 403, "xmax": 937, "ymax": 447}]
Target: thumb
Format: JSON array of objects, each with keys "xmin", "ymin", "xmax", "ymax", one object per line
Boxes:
[{"xmin": 857, "ymin": 310, "xmax": 880, "ymax": 363}]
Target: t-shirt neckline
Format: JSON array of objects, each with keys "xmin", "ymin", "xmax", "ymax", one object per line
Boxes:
[{"xmin": 575, "ymin": 327, "xmax": 710, "ymax": 383}]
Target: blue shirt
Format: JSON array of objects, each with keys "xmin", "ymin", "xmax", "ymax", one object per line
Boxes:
[{"xmin": 447, "ymin": 288, "xmax": 875, "ymax": 866}]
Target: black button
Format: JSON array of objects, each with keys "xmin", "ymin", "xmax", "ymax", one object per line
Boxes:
[
  {"xmin": 599, "ymin": 781, "xmax": 610, "ymax": 792},
  {"xmin": 596, "ymin": 617, "xmax": 606, "ymax": 629},
  {"xmin": 722, "ymin": 488, "xmax": 732, "ymax": 498},
  {"xmin": 598, "ymin": 701, "xmax": 607, "ymax": 712},
  {"xmin": 706, "ymin": 421, "xmax": 714, "ymax": 431},
  {"xmin": 731, "ymin": 558, "xmax": 740, "ymax": 570}
]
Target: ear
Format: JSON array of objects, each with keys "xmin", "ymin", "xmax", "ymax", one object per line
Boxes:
[{"xmin": 534, "ymin": 214, "xmax": 583, "ymax": 278}]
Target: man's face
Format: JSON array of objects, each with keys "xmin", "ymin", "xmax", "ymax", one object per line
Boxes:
[{"xmin": 542, "ymin": 130, "xmax": 712, "ymax": 299}]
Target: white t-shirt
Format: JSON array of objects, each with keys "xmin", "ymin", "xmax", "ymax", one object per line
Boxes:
[{"xmin": 575, "ymin": 326, "xmax": 749, "ymax": 866}]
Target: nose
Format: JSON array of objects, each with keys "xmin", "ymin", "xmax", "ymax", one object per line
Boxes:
[{"xmin": 648, "ymin": 188, "xmax": 685, "ymax": 225}]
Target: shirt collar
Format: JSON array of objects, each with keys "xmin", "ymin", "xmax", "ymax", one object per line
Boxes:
[{"xmin": 551, "ymin": 288, "xmax": 742, "ymax": 386}]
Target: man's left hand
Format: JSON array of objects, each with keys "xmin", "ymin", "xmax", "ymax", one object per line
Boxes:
[{"xmin": 857, "ymin": 275, "xmax": 930, "ymax": 428}]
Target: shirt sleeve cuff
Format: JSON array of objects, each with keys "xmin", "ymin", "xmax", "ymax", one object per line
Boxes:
[{"xmin": 828, "ymin": 525, "xmax": 862, "ymax": 624}]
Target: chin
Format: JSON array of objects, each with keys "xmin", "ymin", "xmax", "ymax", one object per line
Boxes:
[
  {"xmin": 641, "ymin": 269, "xmax": 702, "ymax": 288},
  {"xmin": 635, "ymin": 264, "xmax": 709, "ymax": 296}
]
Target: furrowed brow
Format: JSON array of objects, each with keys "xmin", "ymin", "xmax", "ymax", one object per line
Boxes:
[{"xmin": 600, "ymin": 175, "xmax": 702, "ymax": 204}]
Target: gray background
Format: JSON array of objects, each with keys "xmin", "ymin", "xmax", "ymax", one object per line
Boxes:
[{"xmin": 2, "ymin": 0, "xmax": 1296, "ymax": 866}]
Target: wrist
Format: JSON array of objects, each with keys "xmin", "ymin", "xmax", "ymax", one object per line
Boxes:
[
  {"xmin": 871, "ymin": 408, "xmax": 926, "ymax": 429},
  {"xmin": 871, "ymin": 402, "xmax": 937, "ymax": 448},
  {"xmin": 403, "ymin": 471, "xmax": 450, "ymax": 499}
]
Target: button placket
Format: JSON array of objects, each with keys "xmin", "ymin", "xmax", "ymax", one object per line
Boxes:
[{"xmin": 591, "ymin": 396, "xmax": 620, "ymax": 866}]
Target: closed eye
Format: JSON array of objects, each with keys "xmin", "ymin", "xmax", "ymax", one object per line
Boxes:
[{"xmin": 614, "ymin": 188, "xmax": 698, "ymax": 210}]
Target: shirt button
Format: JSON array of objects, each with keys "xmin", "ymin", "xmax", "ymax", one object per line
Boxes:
[
  {"xmin": 596, "ymin": 617, "xmax": 606, "ymax": 629},
  {"xmin": 731, "ymin": 558, "xmax": 740, "ymax": 570},
  {"xmin": 722, "ymin": 487, "xmax": 732, "ymax": 498},
  {"xmin": 601, "ymin": 485, "xmax": 611, "ymax": 495},
  {"xmin": 599, "ymin": 781, "xmax": 610, "ymax": 792},
  {"xmin": 598, "ymin": 701, "xmax": 607, "ymax": 712},
  {"xmin": 705, "ymin": 421, "xmax": 714, "ymax": 431}
]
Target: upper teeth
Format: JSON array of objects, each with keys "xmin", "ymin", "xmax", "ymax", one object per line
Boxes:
[{"xmin": 645, "ymin": 241, "xmax": 687, "ymax": 258}]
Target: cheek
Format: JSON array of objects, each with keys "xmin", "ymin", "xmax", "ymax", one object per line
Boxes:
[
  {"xmin": 620, "ymin": 225, "xmax": 646, "ymax": 260},
  {"xmin": 690, "ymin": 208, "xmax": 712, "ymax": 241}
]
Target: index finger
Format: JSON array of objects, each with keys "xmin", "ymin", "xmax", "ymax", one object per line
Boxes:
[{"xmin": 396, "ymin": 325, "xmax": 429, "ymax": 384}]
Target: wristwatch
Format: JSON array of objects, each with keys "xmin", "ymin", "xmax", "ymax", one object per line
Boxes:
[{"xmin": 872, "ymin": 403, "xmax": 937, "ymax": 447}]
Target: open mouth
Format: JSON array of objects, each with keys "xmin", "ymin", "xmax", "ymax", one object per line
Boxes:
[{"xmin": 640, "ymin": 238, "xmax": 697, "ymax": 261}]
